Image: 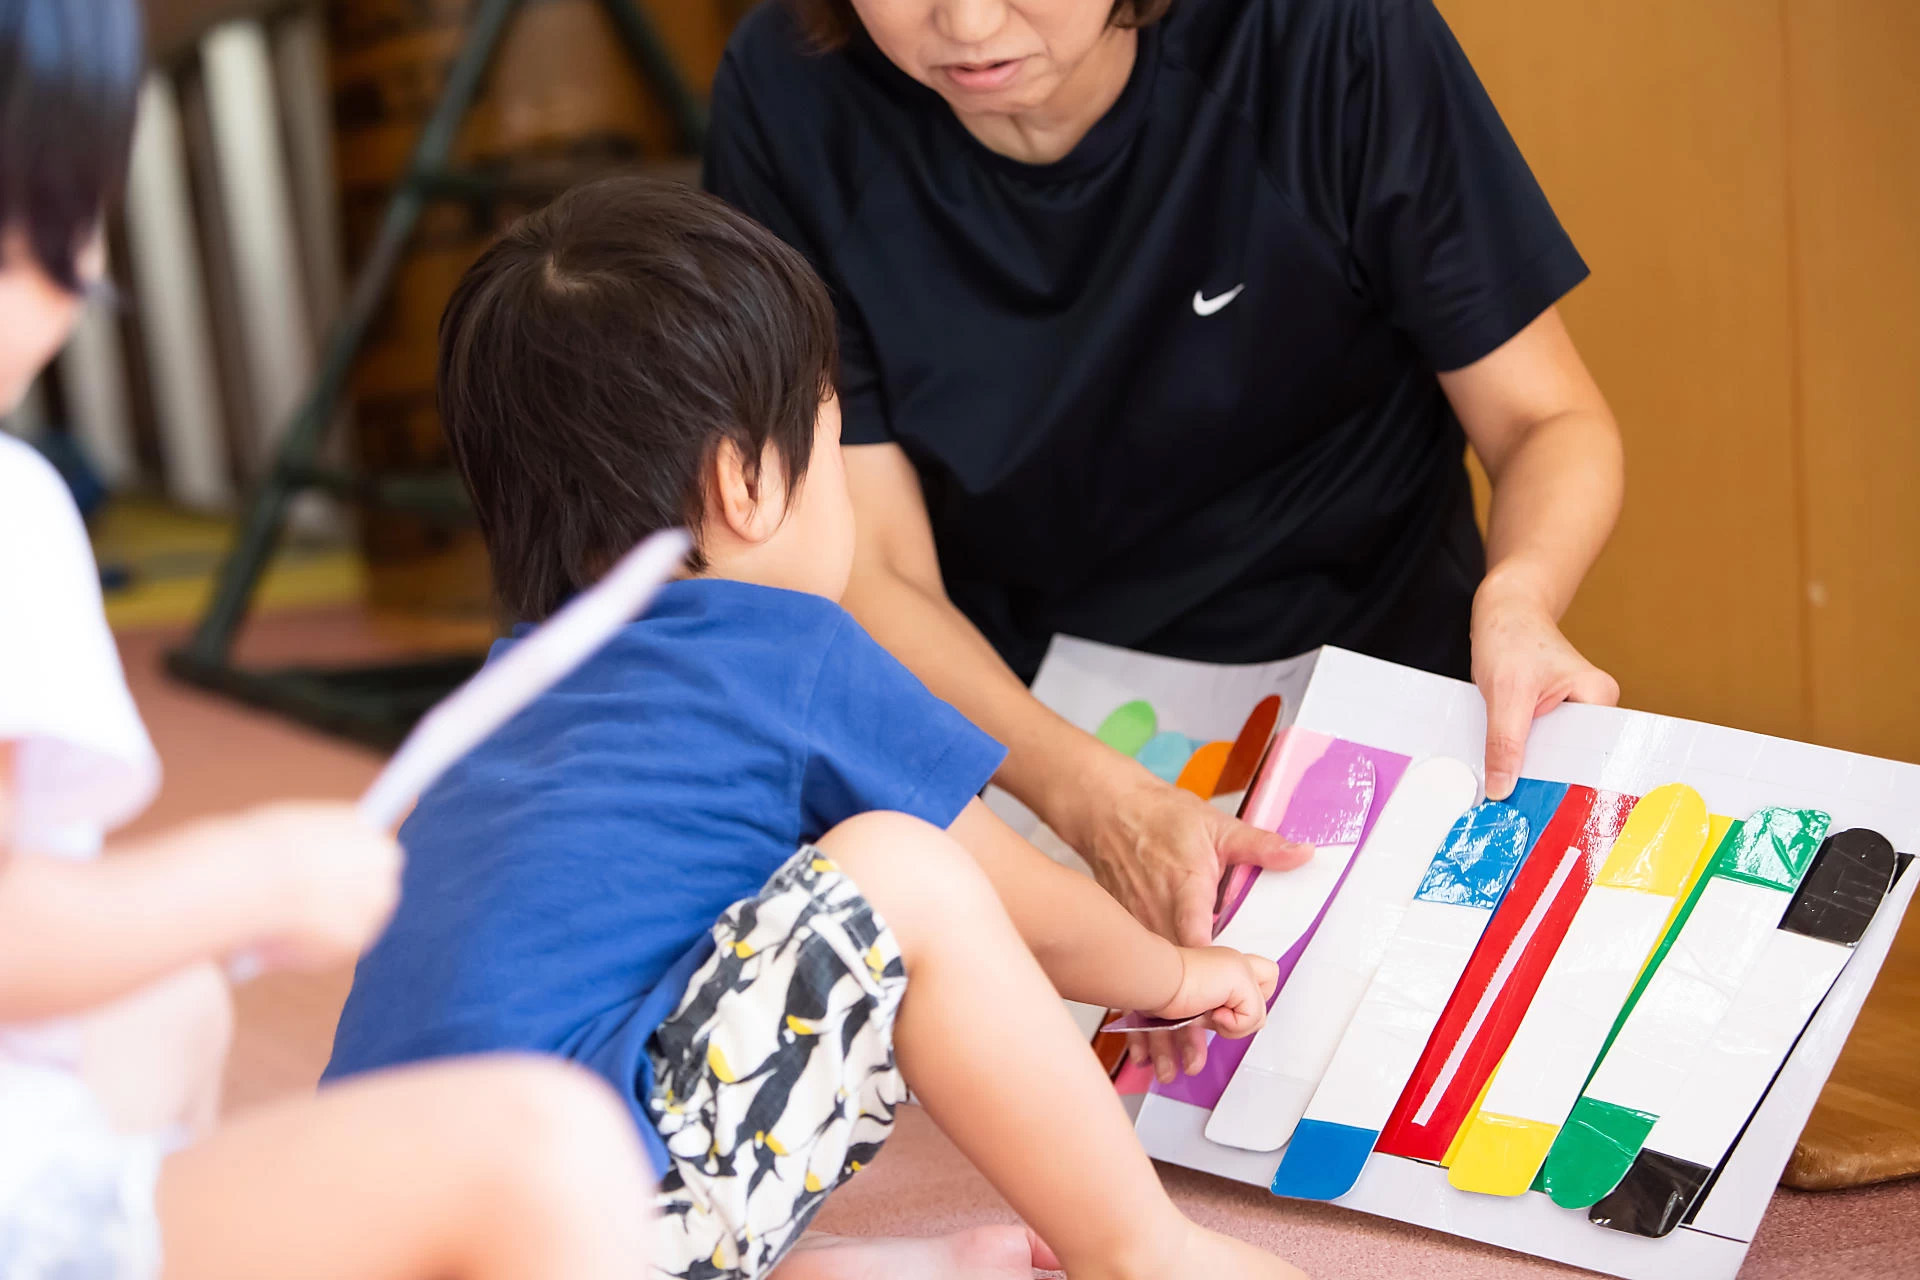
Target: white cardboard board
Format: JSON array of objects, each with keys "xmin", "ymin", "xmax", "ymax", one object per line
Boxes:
[{"xmin": 992, "ymin": 638, "xmax": 1920, "ymax": 1280}]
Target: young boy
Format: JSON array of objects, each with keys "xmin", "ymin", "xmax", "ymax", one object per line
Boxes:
[{"xmin": 326, "ymin": 176, "xmax": 1309, "ymax": 1280}]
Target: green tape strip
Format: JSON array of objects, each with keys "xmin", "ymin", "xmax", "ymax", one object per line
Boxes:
[
  {"xmin": 1717, "ymin": 807, "xmax": 1831, "ymax": 891},
  {"xmin": 1531, "ymin": 808, "xmax": 1830, "ymax": 1196},
  {"xmin": 1544, "ymin": 1096, "xmax": 1658, "ymax": 1208}
]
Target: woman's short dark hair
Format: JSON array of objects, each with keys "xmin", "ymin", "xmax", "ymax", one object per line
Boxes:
[
  {"xmin": 788, "ymin": 0, "xmax": 1173, "ymax": 51},
  {"xmin": 0, "ymin": 0, "xmax": 144, "ymax": 289},
  {"xmin": 437, "ymin": 177, "xmax": 838, "ymax": 623}
]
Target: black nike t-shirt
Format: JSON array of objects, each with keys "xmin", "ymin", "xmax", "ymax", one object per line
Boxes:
[{"xmin": 704, "ymin": 0, "xmax": 1587, "ymax": 682}]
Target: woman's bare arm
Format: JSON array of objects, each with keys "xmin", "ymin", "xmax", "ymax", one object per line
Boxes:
[{"xmin": 1442, "ymin": 306, "xmax": 1625, "ymax": 798}]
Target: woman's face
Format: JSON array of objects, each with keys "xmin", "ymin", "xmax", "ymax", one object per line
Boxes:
[
  {"xmin": 0, "ymin": 228, "xmax": 99, "ymax": 414},
  {"xmin": 850, "ymin": 0, "xmax": 1118, "ymax": 117}
]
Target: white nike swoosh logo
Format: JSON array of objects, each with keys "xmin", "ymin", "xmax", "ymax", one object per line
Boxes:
[{"xmin": 1192, "ymin": 284, "xmax": 1245, "ymax": 316}]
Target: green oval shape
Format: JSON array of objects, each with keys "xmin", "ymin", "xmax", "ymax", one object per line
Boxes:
[{"xmin": 1095, "ymin": 699, "xmax": 1158, "ymax": 758}]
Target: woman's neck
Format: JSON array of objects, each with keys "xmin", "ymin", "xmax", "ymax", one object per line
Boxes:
[{"xmin": 953, "ymin": 26, "xmax": 1138, "ymax": 166}]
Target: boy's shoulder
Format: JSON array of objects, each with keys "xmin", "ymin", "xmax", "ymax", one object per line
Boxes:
[
  {"xmin": 627, "ymin": 577, "xmax": 855, "ymax": 661},
  {"xmin": 637, "ymin": 579, "xmax": 941, "ymax": 724},
  {"xmin": 483, "ymin": 577, "xmax": 866, "ymax": 737},
  {"xmin": 496, "ymin": 576, "xmax": 970, "ymax": 768}
]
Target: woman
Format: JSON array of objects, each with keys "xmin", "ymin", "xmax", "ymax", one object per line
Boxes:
[{"xmin": 705, "ymin": 0, "xmax": 1623, "ymax": 1082}]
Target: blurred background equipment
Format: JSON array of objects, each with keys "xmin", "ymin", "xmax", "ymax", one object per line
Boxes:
[{"xmin": 127, "ymin": 0, "xmax": 725, "ymax": 745}]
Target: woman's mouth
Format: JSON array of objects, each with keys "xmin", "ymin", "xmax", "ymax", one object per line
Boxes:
[{"xmin": 941, "ymin": 57, "xmax": 1028, "ymax": 92}]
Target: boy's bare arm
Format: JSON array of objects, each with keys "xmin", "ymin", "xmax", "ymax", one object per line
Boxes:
[{"xmin": 947, "ymin": 797, "xmax": 1261, "ymax": 1018}]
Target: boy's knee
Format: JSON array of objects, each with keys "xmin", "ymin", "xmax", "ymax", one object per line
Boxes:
[{"xmin": 814, "ymin": 811, "xmax": 997, "ymax": 939}]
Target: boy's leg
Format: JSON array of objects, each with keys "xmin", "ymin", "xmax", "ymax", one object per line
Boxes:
[
  {"xmin": 816, "ymin": 812, "xmax": 1306, "ymax": 1280},
  {"xmin": 642, "ymin": 842, "xmax": 1051, "ymax": 1280},
  {"xmin": 155, "ymin": 1055, "xmax": 653, "ymax": 1280},
  {"xmin": 82, "ymin": 961, "xmax": 231, "ymax": 1138}
]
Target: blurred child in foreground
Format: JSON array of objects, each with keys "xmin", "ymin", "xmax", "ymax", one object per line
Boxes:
[{"xmin": 0, "ymin": 2, "xmax": 654, "ymax": 1275}]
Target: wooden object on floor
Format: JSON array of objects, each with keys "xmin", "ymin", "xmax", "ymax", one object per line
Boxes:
[{"xmin": 1785, "ymin": 896, "xmax": 1920, "ymax": 1189}]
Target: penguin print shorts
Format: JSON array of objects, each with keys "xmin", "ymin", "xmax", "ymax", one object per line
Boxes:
[{"xmin": 646, "ymin": 844, "xmax": 908, "ymax": 1280}]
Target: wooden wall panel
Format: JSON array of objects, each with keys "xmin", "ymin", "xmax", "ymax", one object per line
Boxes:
[
  {"xmin": 1439, "ymin": 1, "xmax": 1810, "ymax": 740},
  {"xmin": 1785, "ymin": 0, "xmax": 1920, "ymax": 762}
]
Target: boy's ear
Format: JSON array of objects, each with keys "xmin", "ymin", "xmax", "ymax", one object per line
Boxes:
[{"xmin": 711, "ymin": 438, "xmax": 785, "ymax": 544}]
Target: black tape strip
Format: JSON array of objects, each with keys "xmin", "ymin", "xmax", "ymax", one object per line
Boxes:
[
  {"xmin": 1589, "ymin": 1149, "xmax": 1712, "ymax": 1238},
  {"xmin": 1781, "ymin": 829, "xmax": 1897, "ymax": 945},
  {"xmin": 1595, "ymin": 836, "xmax": 1898, "ymax": 1238},
  {"xmin": 1672, "ymin": 843, "xmax": 1912, "ymax": 1229}
]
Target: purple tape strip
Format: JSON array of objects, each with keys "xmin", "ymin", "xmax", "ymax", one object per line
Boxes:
[{"xmin": 1151, "ymin": 740, "xmax": 1412, "ymax": 1109}]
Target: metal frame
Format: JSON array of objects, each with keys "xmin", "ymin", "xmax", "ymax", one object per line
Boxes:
[{"xmin": 167, "ymin": 0, "xmax": 706, "ymax": 748}]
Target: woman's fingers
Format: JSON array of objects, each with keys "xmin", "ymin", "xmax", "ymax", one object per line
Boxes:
[
  {"xmin": 1179, "ymin": 1022, "xmax": 1207, "ymax": 1073},
  {"xmin": 1568, "ymin": 665, "xmax": 1621, "ymax": 706},
  {"xmin": 1214, "ymin": 815, "xmax": 1314, "ymax": 873},
  {"xmin": 1148, "ymin": 1028, "xmax": 1180, "ymax": 1083},
  {"xmin": 1477, "ymin": 618, "xmax": 1619, "ymax": 800},
  {"xmin": 1481, "ymin": 679, "xmax": 1535, "ymax": 801}
]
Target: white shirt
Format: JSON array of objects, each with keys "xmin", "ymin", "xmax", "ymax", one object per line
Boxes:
[{"xmin": 0, "ymin": 434, "xmax": 158, "ymax": 856}]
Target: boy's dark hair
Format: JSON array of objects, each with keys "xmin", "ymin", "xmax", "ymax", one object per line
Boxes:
[
  {"xmin": 787, "ymin": 0, "xmax": 1172, "ymax": 52},
  {"xmin": 0, "ymin": 0, "xmax": 144, "ymax": 289},
  {"xmin": 438, "ymin": 177, "xmax": 837, "ymax": 622}
]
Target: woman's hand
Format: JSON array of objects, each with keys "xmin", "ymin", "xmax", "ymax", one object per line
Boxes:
[
  {"xmin": 1061, "ymin": 757, "xmax": 1310, "ymax": 1081},
  {"xmin": 1079, "ymin": 765, "xmax": 1313, "ymax": 945},
  {"xmin": 1472, "ymin": 568, "xmax": 1619, "ymax": 800}
]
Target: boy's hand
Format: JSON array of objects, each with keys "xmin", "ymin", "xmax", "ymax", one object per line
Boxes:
[
  {"xmin": 1150, "ymin": 946, "xmax": 1278, "ymax": 1043},
  {"xmin": 215, "ymin": 802, "xmax": 404, "ymax": 971}
]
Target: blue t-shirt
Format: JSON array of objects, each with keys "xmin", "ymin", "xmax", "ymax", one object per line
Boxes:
[{"xmin": 323, "ymin": 579, "xmax": 1005, "ymax": 1174}]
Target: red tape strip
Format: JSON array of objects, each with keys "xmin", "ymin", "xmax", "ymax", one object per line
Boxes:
[{"xmin": 1375, "ymin": 785, "xmax": 1637, "ymax": 1161}]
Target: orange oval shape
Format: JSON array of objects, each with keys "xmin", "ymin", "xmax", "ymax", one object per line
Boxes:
[{"xmin": 1176, "ymin": 740, "xmax": 1233, "ymax": 798}]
